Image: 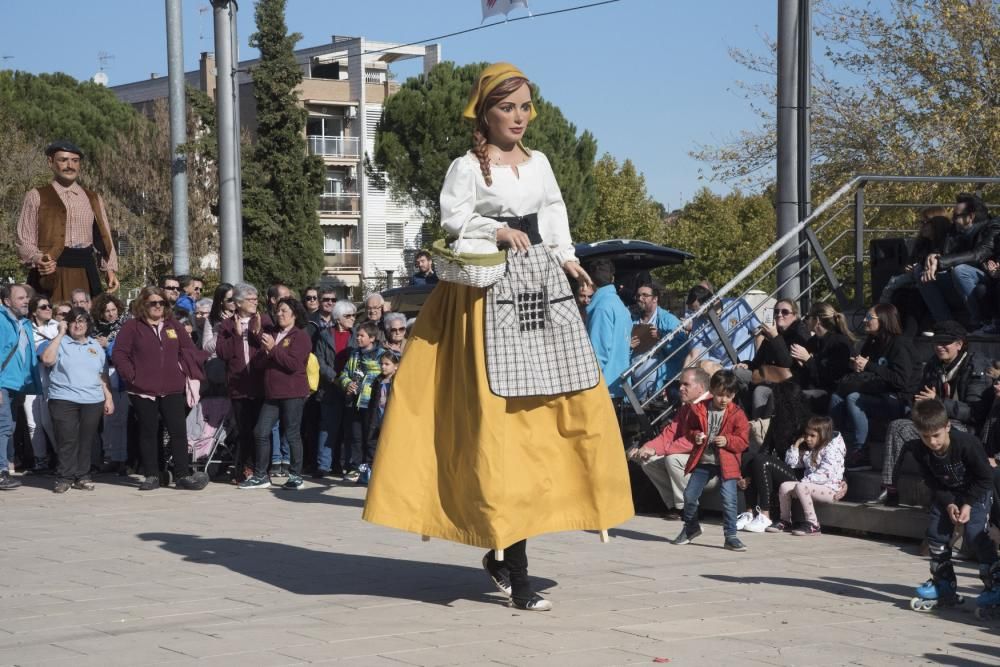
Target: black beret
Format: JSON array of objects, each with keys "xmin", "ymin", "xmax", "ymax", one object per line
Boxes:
[{"xmin": 45, "ymin": 140, "xmax": 84, "ymax": 159}]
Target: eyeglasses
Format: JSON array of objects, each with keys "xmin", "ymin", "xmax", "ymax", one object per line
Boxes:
[
  {"xmin": 321, "ymin": 297, "xmax": 336, "ymax": 303},
  {"xmin": 637, "ymin": 293, "xmax": 654, "ymax": 299},
  {"xmin": 163, "ymin": 285, "xmax": 179, "ymax": 291},
  {"xmin": 773, "ymin": 308, "xmax": 793, "ymax": 316},
  {"xmin": 71, "ymin": 318, "xmax": 88, "ymax": 325},
  {"xmin": 864, "ymin": 314, "xmax": 879, "ymax": 322},
  {"xmin": 303, "ymin": 295, "xmax": 318, "ymax": 301},
  {"xmin": 37, "ymin": 304, "xmax": 52, "ymax": 310},
  {"xmin": 389, "ymin": 327, "xmax": 406, "ymax": 333},
  {"xmin": 343, "ymin": 313, "xmax": 356, "ymax": 319},
  {"xmin": 146, "ymin": 300, "xmax": 166, "ymax": 307}
]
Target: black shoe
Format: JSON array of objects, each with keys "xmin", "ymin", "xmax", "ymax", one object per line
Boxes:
[
  {"xmin": 53, "ymin": 480, "xmax": 71, "ymax": 494},
  {"xmin": 482, "ymin": 552, "xmax": 512, "ymax": 597},
  {"xmin": 865, "ymin": 488, "xmax": 899, "ymax": 507},
  {"xmin": 138, "ymin": 475, "xmax": 160, "ymax": 491},
  {"xmin": 0, "ymin": 473, "xmax": 21, "ymax": 490},
  {"xmin": 510, "ymin": 594, "xmax": 553, "ymax": 611},
  {"xmin": 176, "ymin": 472, "xmax": 210, "ymax": 490},
  {"xmin": 313, "ymin": 468, "xmax": 330, "ymax": 479}
]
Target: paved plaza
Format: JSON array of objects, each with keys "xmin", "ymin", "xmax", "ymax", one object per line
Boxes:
[{"xmin": 0, "ymin": 475, "xmax": 998, "ymax": 666}]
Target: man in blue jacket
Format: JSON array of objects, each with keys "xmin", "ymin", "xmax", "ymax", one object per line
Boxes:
[
  {"xmin": 631, "ymin": 283, "xmax": 686, "ymax": 401},
  {"xmin": 584, "ymin": 259, "xmax": 632, "ymax": 399},
  {"xmin": 0, "ymin": 284, "xmax": 41, "ymax": 490}
]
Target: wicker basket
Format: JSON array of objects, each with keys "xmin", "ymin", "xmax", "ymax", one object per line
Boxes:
[{"xmin": 431, "ymin": 220, "xmax": 507, "ymax": 288}]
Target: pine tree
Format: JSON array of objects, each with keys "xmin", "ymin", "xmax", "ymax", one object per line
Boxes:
[{"xmin": 241, "ymin": 0, "xmax": 324, "ymax": 289}]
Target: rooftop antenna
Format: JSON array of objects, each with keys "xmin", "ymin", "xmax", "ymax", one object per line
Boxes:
[
  {"xmin": 199, "ymin": 5, "xmax": 211, "ymax": 43},
  {"xmin": 93, "ymin": 51, "xmax": 115, "ymax": 86}
]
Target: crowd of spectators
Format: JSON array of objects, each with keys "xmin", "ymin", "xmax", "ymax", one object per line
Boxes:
[{"xmin": 0, "ymin": 265, "xmax": 412, "ymax": 493}]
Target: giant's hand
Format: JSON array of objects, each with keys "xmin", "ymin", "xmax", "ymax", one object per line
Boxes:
[
  {"xmin": 562, "ymin": 261, "xmax": 593, "ymax": 290},
  {"xmin": 106, "ymin": 270, "xmax": 120, "ymax": 292}
]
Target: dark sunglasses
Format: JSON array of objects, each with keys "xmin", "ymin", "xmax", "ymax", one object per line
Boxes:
[
  {"xmin": 303, "ymin": 295, "xmax": 318, "ymax": 301},
  {"xmin": 225, "ymin": 298, "xmax": 235, "ymax": 303},
  {"xmin": 773, "ymin": 308, "xmax": 793, "ymax": 316},
  {"xmin": 321, "ymin": 297, "xmax": 336, "ymax": 303},
  {"xmin": 146, "ymin": 300, "xmax": 166, "ymax": 307},
  {"xmin": 36, "ymin": 304, "xmax": 52, "ymax": 310},
  {"xmin": 993, "ymin": 378, "xmax": 1000, "ymax": 386},
  {"xmin": 163, "ymin": 285, "xmax": 179, "ymax": 290},
  {"xmin": 56, "ymin": 310, "xmax": 71, "ymax": 317}
]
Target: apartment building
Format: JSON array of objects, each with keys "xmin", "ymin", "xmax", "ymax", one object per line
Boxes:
[{"xmin": 112, "ymin": 35, "xmax": 440, "ymax": 295}]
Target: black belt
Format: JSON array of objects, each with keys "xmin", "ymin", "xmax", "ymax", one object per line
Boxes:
[
  {"xmin": 496, "ymin": 213, "xmax": 542, "ymax": 246},
  {"xmin": 56, "ymin": 246, "xmax": 102, "ymax": 297}
]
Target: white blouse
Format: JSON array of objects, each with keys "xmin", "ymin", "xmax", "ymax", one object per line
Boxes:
[{"xmin": 439, "ymin": 150, "xmax": 578, "ymax": 266}]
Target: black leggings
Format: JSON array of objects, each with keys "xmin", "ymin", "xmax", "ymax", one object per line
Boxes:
[{"xmin": 742, "ymin": 452, "xmax": 801, "ymax": 516}]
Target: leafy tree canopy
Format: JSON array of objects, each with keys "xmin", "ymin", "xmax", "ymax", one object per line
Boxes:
[
  {"xmin": 241, "ymin": 0, "xmax": 325, "ymax": 289},
  {"xmin": 575, "ymin": 154, "xmax": 664, "ymax": 245},
  {"xmin": 373, "ymin": 61, "xmax": 597, "ymax": 242}
]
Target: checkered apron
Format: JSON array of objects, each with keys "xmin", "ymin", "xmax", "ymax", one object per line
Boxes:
[{"xmin": 485, "ymin": 245, "xmax": 601, "ymax": 397}]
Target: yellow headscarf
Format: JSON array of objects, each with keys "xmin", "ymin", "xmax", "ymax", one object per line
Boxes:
[{"xmin": 462, "ymin": 62, "xmax": 537, "ymax": 121}]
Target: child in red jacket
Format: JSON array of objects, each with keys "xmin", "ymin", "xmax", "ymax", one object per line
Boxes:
[{"xmin": 671, "ymin": 369, "xmax": 750, "ymax": 551}]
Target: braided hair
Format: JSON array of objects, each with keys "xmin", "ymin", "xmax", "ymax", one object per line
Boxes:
[{"xmin": 471, "ymin": 76, "xmax": 531, "ymax": 186}]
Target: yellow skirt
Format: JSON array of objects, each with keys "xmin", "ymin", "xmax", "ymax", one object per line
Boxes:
[{"xmin": 362, "ymin": 282, "xmax": 635, "ymax": 549}]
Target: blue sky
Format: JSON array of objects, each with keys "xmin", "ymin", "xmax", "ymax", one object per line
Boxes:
[{"xmin": 0, "ymin": 0, "xmax": 794, "ymax": 209}]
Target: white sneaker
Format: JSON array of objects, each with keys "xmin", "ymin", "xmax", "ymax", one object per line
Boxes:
[
  {"xmin": 745, "ymin": 513, "xmax": 771, "ymax": 533},
  {"xmin": 736, "ymin": 510, "xmax": 754, "ymax": 531}
]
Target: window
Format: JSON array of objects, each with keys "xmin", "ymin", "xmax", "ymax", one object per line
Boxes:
[
  {"xmin": 307, "ymin": 116, "xmax": 343, "ymax": 138},
  {"xmin": 323, "ymin": 226, "xmax": 356, "ymax": 253},
  {"xmin": 386, "ymin": 222, "xmax": 404, "ymax": 249}
]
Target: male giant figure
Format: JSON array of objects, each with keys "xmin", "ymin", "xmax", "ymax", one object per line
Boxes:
[{"xmin": 16, "ymin": 141, "xmax": 119, "ymax": 302}]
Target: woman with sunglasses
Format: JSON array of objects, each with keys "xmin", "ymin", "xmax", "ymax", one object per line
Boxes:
[
  {"xmin": 747, "ymin": 299, "xmax": 811, "ymax": 419},
  {"xmin": 313, "ymin": 300, "xmax": 357, "ymax": 476},
  {"xmin": 382, "ymin": 312, "xmax": 408, "ymax": 357},
  {"xmin": 786, "ymin": 302, "xmax": 856, "ymax": 412},
  {"xmin": 828, "ymin": 303, "xmax": 920, "ymax": 471},
  {"xmin": 302, "ymin": 287, "xmax": 320, "ymax": 315},
  {"xmin": 40, "ymin": 307, "xmax": 114, "ymax": 493},
  {"xmin": 112, "ymin": 287, "xmax": 208, "ymax": 491},
  {"xmin": 91, "ymin": 293, "xmax": 130, "ymax": 471},
  {"xmin": 25, "ymin": 296, "xmax": 58, "ymax": 473},
  {"xmin": 201, "ymin": 283, "xmax": 236, "ymax": 356}
]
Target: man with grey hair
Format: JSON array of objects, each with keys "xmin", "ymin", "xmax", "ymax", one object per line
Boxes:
[
  {"xmin": 0, "ymin": 284, "xmax": 41, "ymax": 490},
  {"xmin": 364, "ymin": 292, "xmax": 388, "ymax": 330},
  {"xmin": 628, "ymin": 367, "xmax": 713, "ymax": 520}
]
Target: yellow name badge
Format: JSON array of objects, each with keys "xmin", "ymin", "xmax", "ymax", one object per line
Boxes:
[
  {"xmin": 282, "ymin": 339, "xmax": 290, "ymax": 347},
  {"xmin": 165, "ymin": 328, "xmax": 178, "ymax": 339}
]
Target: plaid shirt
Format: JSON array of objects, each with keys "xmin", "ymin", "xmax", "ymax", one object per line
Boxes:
[{"xmin": 16, "ymin": 181, "xmax": 119, "ymax": 272}]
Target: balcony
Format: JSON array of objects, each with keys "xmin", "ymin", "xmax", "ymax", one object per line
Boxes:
[
  {"xmin": 323, "ymin": 249, "xmax": 361, "ymax": 269},
  {"xmin": 318, "ymin": 193, "xmax": 360, "ymax": 215},
  {"xmin": 308, "ymin": 135, "xmax": 360, "ymax": 158}
]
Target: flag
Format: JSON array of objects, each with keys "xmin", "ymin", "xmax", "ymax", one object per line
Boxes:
[{"xmin": 482, "ymin": 0, "xmax": 530, "ymax": 22}]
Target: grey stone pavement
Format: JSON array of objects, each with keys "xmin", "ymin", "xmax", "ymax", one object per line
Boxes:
[{"xmin": 0, "ymin": 474, "xmax": 998, "ymax": 667}]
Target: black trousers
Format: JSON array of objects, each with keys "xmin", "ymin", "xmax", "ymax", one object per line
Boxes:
[
  {"xmin": 49, "ymin": 399, "xmax": 103, "ymax": 483},
  {"xmin": 493, "ymin": 539, "xmax": 531, "ymax": 603},
  {"xmin": 231, "ymin": 397, "xmax": 262, "ymax": 472},
  {"xmin": 130, "ymin": 393, "xmax": 190, "ymax": 478}
]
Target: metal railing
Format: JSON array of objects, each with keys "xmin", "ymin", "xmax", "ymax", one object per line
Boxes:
[
  {"xmin": 307, "ymin": 135, "xmax": 360, "ymax": 158},
  {"xmin": 318, "ymin": 193, "xmax": 360, "ymax": 214},
  {"xmin": 618, "ymin": 174, "xmax": 1000, "ymax": 441}
]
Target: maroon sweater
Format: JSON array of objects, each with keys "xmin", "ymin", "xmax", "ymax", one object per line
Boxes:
[
  {"xmin": 255, "ymin": 324, "xmax": 311, "ymax": 400},
  {"xmin": 112, "ymin": 317, "xmax": 200, "ymax": 396},
  {"xmin": 215, "ymin": 314, "xmax": 272, "ymax": 399}
]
